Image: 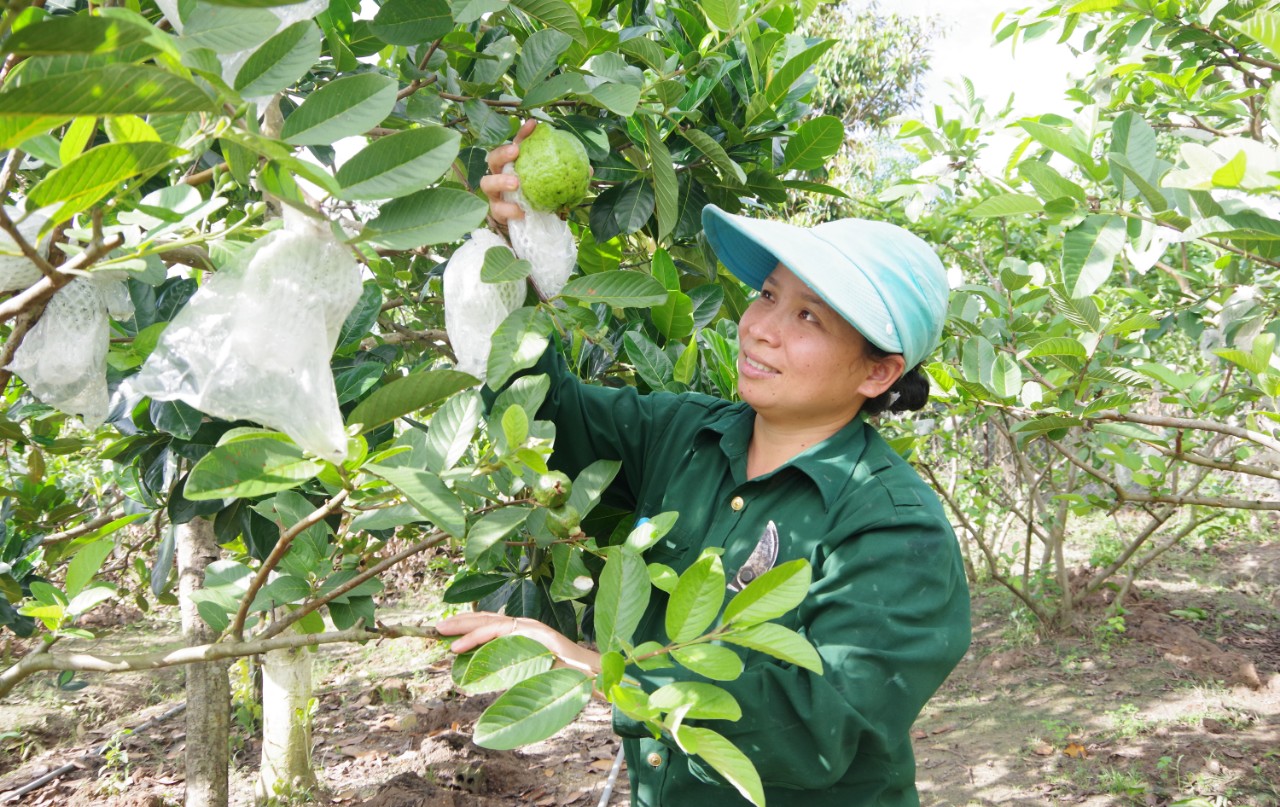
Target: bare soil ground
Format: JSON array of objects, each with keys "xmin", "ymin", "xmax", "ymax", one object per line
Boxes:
[{"xmin": 1, "ymin": 538, "xmax": 1276, "ymax": 807}]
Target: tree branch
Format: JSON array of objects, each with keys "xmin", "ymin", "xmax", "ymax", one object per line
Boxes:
[
  {"xmin": 0, "ymin": 622, "xmax": 441, "ymax": 700},
  {"xmin": 40, "ymin": 505, "xmax": 127, "ymax": 547},
  {"xmin": 0, "ymin": 233, "xmax": 125, "ymax": 325},
  {"xmin": 228, "ymin": 489, "xmax": 351, "ymax": 641},
  {"xmin": 1091, "ymin": 409, "xmax": 1280, "ymax": 455}
]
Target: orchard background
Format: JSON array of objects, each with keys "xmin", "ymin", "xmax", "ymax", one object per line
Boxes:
[{"xmin": 0, "ymin": 0, "xmax": 1276, "ymax": 805}]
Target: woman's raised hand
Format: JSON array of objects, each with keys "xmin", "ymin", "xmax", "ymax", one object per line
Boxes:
[{"xmin": 481, "ymin": 119, "xmax": 537, "ymax": 234}]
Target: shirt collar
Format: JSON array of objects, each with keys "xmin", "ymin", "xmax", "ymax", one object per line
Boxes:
[{"xmin": 697, "ymin": 404, "xmax": 872, "ymax": 510}]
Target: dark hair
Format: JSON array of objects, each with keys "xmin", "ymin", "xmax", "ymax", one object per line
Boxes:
[{"xmin": 860, "ymin": 341, "xmax": 930, "ymax": 415}]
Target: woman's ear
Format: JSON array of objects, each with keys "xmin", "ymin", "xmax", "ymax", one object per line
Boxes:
[{"xmin": 856, "ymin": 353, "xmax": 906, "ymax": 399}]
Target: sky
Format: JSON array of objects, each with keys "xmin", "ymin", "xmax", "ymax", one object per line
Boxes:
[{"xmin": 881, "ymin": 0, "xmax": 1087, "ymax": 117}]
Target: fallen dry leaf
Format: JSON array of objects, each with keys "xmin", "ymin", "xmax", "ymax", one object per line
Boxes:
[
  {"xmin": 1032, "ymin": 742, "xmax": 1055, "ymax": 756},
  {"xmin": 1064, "ymin": 742, "xmax": 1089, "ymax": 758}
]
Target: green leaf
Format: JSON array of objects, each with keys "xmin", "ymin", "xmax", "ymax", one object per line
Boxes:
[
  {"xmin": 986, "ymin": 353, "xmax": 1022, "ymax": 400},
  {"xmin": 1108, "ymin": 153, "xmax": 1169, "ymax": 212},
  {"xmin": 594, "ymin": 546, "xmax": 651, "ymax": 653},
  {"xmin": 672, "ymin": 727, "xmax": 764, "ymax": 807},
  {"xmin": 589, "ymin": 180, "xmax": 654, "ymax": 240},
  {"xmin": 683, "ymin": 129, "xmax": 746, "ymax": 185},
  {"xmin": 1020, "ymin": 120, "xmax": 1096, "ymax": 176},
  {"xmin": 589, "ymin": 83, "xmax": 641, "ymax": 116},
  {"xmin": 722, "ymin": 559, "xmax": 810, "ymax": 626},
  {"xmin": 721, "ymin": 622, "xmax": 822, "ymax": 672},
  {"xmin": 65, "ymin": 539, "xmax": 114, "ymax": 599},
  {"xmin": 1225, "ymin": 10, "xmax": 1280, "ymax": 59},
  {"xmin": 186, "ymin": 436, "xmax": 325, "ymax": 500},
  {"xmin": 782, "ymin": 115, "xmax": 843, "ymax": 171},
  {"xmin": 1108, "ymin": 111, "xmax": 1157, "ymax": 200},
  {"xmin": 670, "ymin": 644, "xmax": 743, "ymax": 681},
  {"xmin": 1062, "ymin": 215, "xmax": 1125, "ymax": 299},
  {"xmin": 443, "ymin": 572, "xmax": 510, "ymax": 603},
  {"xmin": 481, "ymin": 245, "xmax": 531, "ymax": 283},
  {"xmin": 642, "ymin": 118, "xmax": 678, "ymax": 242},
  {"xmin": 27, "ymin": 140, "xmax": 183, "ymax": 225},
  {"xmin": 347, "ymin": 369, "xmax": 477, "ymax": 432},
  {"xmin": 551, "ymin": 544, "xmax": 595, "ymax": 601},
  {"xmin": 459, "ymin": 634, "xmax": 555, "ymax": 694},
  {"xmin": 474, "ymin": 667, "xmax": 593, "ymax": 749},
  {"xmin": 2, "ymin": 15, "xmax": 152, "ymax": 55},
  {"xmin": 486, "ymin": 307, "xmax": 553, "ymax": 390},
  {"xmin": 421, "ymin": 390, "xmax": 483, "ymax": 473},
  {"xmin": 249, "ymin": 575, "xmax": 311, "ymax": 612},
  {"xmin": 623, "ymin": 511, "xmax": 677, "ymax": 554},
  {"xmin": 180, "ymin": 5, "xmax": 277, "ymax": 52},
  {"xmin": 66, "ymin": 585, "xmax": 116, "ymax": 619},
  {"xmin": 560, "ymin": 271, "xmax": 669, "ymax": 307},
  {"xmin": 234, "ymin": 20, "xmax": 321, "ymax": 97},
  {"xmin": 0, "ymin": 64, "xmax": 214, "ymax": 116},
  {"xmin": 665, "ymin": 551, "xmax": 725, "ymax": 643},
  {"xmin": 764, "ymin": 40, "xmax": 836, "ymax": 110},
  {"xmin": 501, "ymin": 403, "xmax": 529, "ymax": 448},
  {"xmin": 1025, "ymin": 337, "xmax": 1087, "ymax": 359},
  {"xmin": 624, "ymin": 331, "xmax": 674, "ymax": 389},
  {"xmin": 970, "ymin": 193, "xmax": 1044, "ymax": 218},
  {"xmin": 649, "ymin": 681, "xmax": 741, "ymax": 720},
  {"xmin": 453, "ymin": 0, "xmax": 509, "ymax": 23},
  {"xmin": 700, "ymin": 0, "xmax": 742, "ymax": 31},
  {"xmin": 508, "ymin": 0, "xmax": 586, "ymax": 45},
  {"xmin": 1018, "ymin": 159, "xmax": 1086, "ymax": 204},
  {"xmin": 516, "ymin": 28, "xmax": 572, "ymax": 89},
  {"xmin": 338, "ymin": 126, "xmax": 462, "ymax": 200},
  {"xmin": 282, "ymin": 73, "xmax": 398, "ymax": 145},
  {"xmin": 370, "ymin": 0, "xmax": 454, "ymax": 45},
  {"xmin": 370, "ymin": 464, "xmax": 466, "ymax": 538},
  {"xmin": 367, "ymin": 188, "xmax": 489, "ymax": 250},
  {"xmin": 565, "ymin": 459, "xmax": 621, "ymax": 516}
]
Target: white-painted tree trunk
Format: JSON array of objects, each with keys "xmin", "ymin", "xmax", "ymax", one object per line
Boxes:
[
  {"xmin": 177, "ymin": 517, "xmax": 230, "ymax": 807},
  {"xmin": 255, "ymin": 633, "xmax": 316, "ymax": 803}
]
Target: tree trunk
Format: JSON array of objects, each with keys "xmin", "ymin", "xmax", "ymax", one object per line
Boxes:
[
  {"xmin": 178, "ymin": 518, "xmax": 230, "ymax": 807},
  {"xmin": 256, "ymin": 632, "xmax": 316, "ymax": 803}
]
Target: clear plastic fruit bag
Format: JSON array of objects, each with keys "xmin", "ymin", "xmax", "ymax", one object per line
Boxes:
[
  {"xmin": 129, "ymin": 208, "xmax": 361, "ymax": 462},
  {"xmin": 8, "ymin": 274, "xmax": 134, "ymax": 426}
]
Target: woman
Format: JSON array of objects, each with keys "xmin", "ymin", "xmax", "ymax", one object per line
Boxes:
[{"xmin": 438, "ymin": 122, "xmax": 971, "ymax": 807}]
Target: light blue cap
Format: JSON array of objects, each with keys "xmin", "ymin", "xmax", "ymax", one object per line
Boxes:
[{"xmin": 702, "ymin": 205, "xmax": 949, "ymax": 369}]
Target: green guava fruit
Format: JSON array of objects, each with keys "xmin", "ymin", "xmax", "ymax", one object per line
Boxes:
[
  {"xmin": 546, "ymin": 503, "xmax": 582, "ymax": 540},
  {"xmin": 532, "ymin": 471, "xmax": 572, "ymax": 508},
  {"xmin": 514, "ymin": 125, "xmax": 590, "ymax": 215}
]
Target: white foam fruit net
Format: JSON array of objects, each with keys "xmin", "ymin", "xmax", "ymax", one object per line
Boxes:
[
  {"xmin": 129, "ymin": 208, "xmax": 361, "ymax": 462},
  {"xmin": 501, "ymin": 164, "xmax": 576, "ymax": 297},
  {"xmin": 8, "ymin": 275, "xmax": 134, "ymax": 426},
  {"xmin": 0, "ymin": 208, "xmax": 48, "ymax": 292},
  {"xmin": 443, "ymin": 229, "xmax": 526, "ymax": 381}
]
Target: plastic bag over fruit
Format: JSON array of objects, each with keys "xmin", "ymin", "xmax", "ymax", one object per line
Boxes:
[
  {"xmin": 443, "ymin": 229, "xmax": 525, "ymax": 380},
  {"xmin": 8, "ymin": 274, "xmax": 133, "ymax": 426},
  {"xmin": 129, "ymin": 208, "xmax": 362, "ymax": 462}
]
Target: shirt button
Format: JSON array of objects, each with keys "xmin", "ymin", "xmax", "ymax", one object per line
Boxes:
[
  {"xmin": 646, "ymin": 752, "xmax": 663, "ymax": 768},
  {"xmin": 730, "ymin": 496, "xmax": 744, "ymax": 511}
]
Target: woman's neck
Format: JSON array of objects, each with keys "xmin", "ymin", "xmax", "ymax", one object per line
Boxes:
[{"xmin": 746, "ymin": 412, "xmax": 856, "ymax": 479}]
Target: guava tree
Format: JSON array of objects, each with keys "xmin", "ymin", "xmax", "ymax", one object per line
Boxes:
[
  {"xmin": 877, "ymin": 0, "xmax": 1280, "ymax": 629},
  {"xmin": 0, "ymin": 0, "xmax": 917, "ymax": 804}
]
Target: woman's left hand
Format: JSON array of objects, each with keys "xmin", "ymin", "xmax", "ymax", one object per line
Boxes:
[{"xmin": 436, "ymin": 611, "xmax": 602, "ymax": 676}]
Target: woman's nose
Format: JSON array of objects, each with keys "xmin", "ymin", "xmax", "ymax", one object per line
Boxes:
[{"xmin": 743, "ymin": 305, "xmax": 780, "ymax": 344}]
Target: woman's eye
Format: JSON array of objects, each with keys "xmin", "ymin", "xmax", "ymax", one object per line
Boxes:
[{"xmin": 800, "ymin": 309, "xmax": 817, "ymax": 322}]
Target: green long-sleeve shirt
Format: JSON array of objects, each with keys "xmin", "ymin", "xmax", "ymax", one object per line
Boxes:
[{"xmin": 529, "ymin": 349, "xmax": 971, "ymax": 807}]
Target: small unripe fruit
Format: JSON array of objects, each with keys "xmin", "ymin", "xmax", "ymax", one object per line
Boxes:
[
  {"xmin": 532, "ymin": 471, "xmax": 572, "ymax": 507},
  {"xmin": 546, "ymin": 503, "xmax": 581, "ymax": 540},
  {"xmin": 513, "ymin": 125, "xmax": 591, "ymax": 216}
]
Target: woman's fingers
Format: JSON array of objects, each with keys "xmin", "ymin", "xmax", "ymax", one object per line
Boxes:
[
  {"xmin": 436, "ymin": 611, "xmax": 515, "ymax": 654},
  {"xmin": 512, "ymin": 118, "xmax": 536, "ymax": 145}
]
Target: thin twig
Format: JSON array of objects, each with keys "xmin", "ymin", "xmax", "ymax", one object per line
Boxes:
[{"xmin": 228, "ymin": 489, "xmax": 351, "ymax": 641}]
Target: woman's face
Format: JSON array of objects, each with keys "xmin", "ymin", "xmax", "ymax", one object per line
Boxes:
[{"xmin": 737, "ymin": 263, "xmax": 902, "ymax": 428}]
